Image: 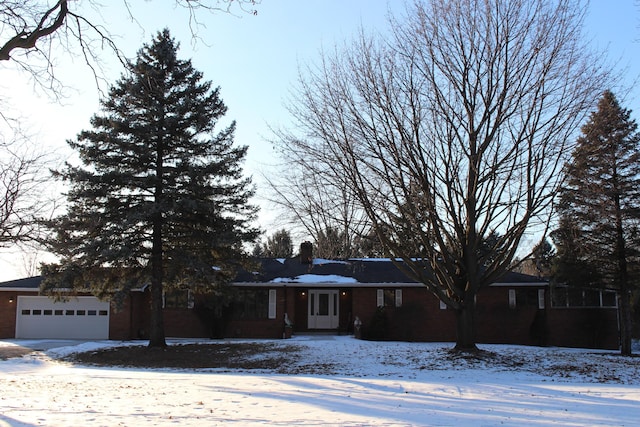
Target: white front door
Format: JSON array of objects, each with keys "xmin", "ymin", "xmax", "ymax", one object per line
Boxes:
[{"xmin": 308, "ymin": 289, "xmax": 339, "ymax": 329}]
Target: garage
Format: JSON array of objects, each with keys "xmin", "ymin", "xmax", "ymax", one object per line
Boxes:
[{"xmin": 15, "ymin": 296, "xmax": 110, "ymax": 339}]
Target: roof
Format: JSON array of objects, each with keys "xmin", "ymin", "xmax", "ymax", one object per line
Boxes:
[
  {"xmin": 235, "ymin": 257, "xmax": 548, "ymax": 287},
  {"xmin": 0, "ymin": 259, "xmax": 548, "ymax": 290},
  {"xmin": 0, "ymin": 276, "xmax": 42, "ymax": 291}
]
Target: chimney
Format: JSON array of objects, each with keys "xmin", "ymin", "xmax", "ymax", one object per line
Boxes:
[{"xmin": 300, "ymin": 241, "xmax": 313, "ymax": 264}]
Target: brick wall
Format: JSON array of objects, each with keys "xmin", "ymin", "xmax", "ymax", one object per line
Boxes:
[
  {"xmin": 348, "ymin": 285, "xmax": 618, "ymax": 349},
  {"xmin": 0, "ymin": 291, "xmax": 30, "ymax": 338},
  {"xmin": 547, "ymin": 307, "xmax": 619, "ymax": 349},
  {"xmin": 108, "ymin": 292, "xmax": 151, "ymax": 340}
]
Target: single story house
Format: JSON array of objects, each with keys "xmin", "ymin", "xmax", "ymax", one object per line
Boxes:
[{"xmin": 0, "ymin": 250, "xmax": 620, "ymax": 349}]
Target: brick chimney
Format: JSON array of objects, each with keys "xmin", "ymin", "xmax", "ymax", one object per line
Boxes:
[{"xmin": 300, "ymin": 241, "xmax": 313, "ymax": 264}]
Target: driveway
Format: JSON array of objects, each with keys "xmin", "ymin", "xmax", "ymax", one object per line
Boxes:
[{"xmin": 0, "ymin": 339, "xmax": 90, "ymax": 359}]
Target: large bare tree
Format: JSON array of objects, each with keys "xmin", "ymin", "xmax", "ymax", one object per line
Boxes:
[{"xmin": 274, "ymin": 0, "xmax": 610, "ymax": 350}]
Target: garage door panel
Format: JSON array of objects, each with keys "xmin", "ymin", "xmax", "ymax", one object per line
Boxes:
[{"xmin": 16, "ymin": 296, "xmax": 109, "ymax": 339}]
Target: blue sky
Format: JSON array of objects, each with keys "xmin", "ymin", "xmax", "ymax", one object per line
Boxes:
[{"xmin": 0, "ymin": 0, "xmax": 638, "ymax": 279}]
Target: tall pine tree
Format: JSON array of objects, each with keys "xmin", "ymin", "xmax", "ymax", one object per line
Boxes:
[
  {"xmin": 553, "ymin": 90, "xmax": 640, "ymax": 355},
  {"xmin": 42, "ymin": 29, "xmax": 259, "ymax": 348}
]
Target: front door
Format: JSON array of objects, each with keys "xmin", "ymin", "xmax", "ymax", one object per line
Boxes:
[{"xmin": 308, "ymin": 289, "xmax": 339, "ymax": 329}]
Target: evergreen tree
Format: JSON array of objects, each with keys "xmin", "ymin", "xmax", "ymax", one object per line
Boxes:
[
  {"xmin": 261, "ymin": 229, "xmax": 293, "ymax": 258},
  {"xmin": 42, "ymin": 29, "xmax": 259, "ymax": 348},
  {"xmin": 531, "ymin": 238, "xmax": 556, "ymax": 278},
  {"xmin": 315, "ymin": 226, "xmax": 350, "ymax": 259},
  {"xmin": 553, "ymin": 90, "xmax": 640, "ymax": 355}
]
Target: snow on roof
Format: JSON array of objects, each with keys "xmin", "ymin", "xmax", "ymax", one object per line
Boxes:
[
  {"xmin": 312, "ymin": 258, "xmax": 350, "ymax": 265},
  {"xmin": 271, "ymin": 274, "xmax": 358, "ymax": 284}
]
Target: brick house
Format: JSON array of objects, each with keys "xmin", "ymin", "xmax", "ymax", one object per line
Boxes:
[{"xmin": 0, "ymin": 254, "xmax": 620, "ymax": 349}]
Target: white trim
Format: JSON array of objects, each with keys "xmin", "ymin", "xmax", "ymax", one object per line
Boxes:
[
  {"xmin": 376, "ymin": 289, "xmax": 384, "ymax": 307},
  {"xmin": 508, "ymin": 289, "xmax": 516, "ymax": 309},
  {"xmin": 0, "ymin": 288, "xmax": 38, "ymax": 292},
  {"xmin": 187, "ymin": 290, "xmax": 195, "ymax": 309},
  {"xmin": 538, "ymin": 289, "xmax": 545, "ymax": 309},
  {"xmin": 268, "ymin": 289, "xmax": 277, "ymax": 319}
]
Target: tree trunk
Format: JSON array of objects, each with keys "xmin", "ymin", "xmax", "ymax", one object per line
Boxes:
[
  {"xmin": 618, "ymin": 289, "xmax": 633, "ymax": 356},
  {"xmin": 148, "ymin": 273, "xmax": 167, "ymax": 348},
  {"xmin": 148, "ymin": 211, "xmax": 167, "ymax": 347},
  {"xmin": 148, "ymin": 216, "xmax": 166, "ymax": 348},
  {"xmin": 614, "ymin": 189, "xmax": 632, "ymax": 356},
  {"xmin": 454, "ymin": 301, "xmax": 478, "ymax": 351}
]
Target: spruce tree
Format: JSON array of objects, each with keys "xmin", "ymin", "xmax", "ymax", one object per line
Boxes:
[
  {"xmin": 553, "ymin": 90, "xmax": 640, "ymax": 355},
  {"xmin": 262, "ymin": 229, "xmax": 293, "ymax": 258},
  {"xmin": 42, "ymin": 29, "xmax": 259, "ymax": 348}
]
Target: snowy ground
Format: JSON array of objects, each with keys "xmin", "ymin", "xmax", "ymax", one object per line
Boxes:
[{"xmin": 1, "ymin": 336, "xmax": 639, "ymax": 426}]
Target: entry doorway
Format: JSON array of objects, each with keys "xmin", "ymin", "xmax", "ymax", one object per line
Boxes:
[{"xmin": 308, "ymin": 289, "xmax": 339, "ymax": 329}]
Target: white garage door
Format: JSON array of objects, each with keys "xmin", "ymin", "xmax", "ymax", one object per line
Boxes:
[{"xmin": 15, "ymin": 296, "xmax": 110, "ymax": 339}]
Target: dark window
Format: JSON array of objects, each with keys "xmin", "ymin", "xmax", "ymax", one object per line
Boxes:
[
  {"xmin": 88, "ymin": 310, "xmax": 97, "ymax": 316},
  {"xmin": 32, "ymin": 309, "xmax": 41, "ymax": 315},
  {"xmin": 383, "ymin": 289, "xmax": 395, "ymax": 307},
  {"xmin": 21, "ymin": 309, "xmax": 30, "ymax": 315},
  {"xmin": 567, "ymin": 288, "xmax": 584, "ymax": 307},
  {"xmin": 515, "ymin": 289, "xmax": 538, "ymax": 307},
  {"xmin": 377, "ymin": 289, "xmax": 402, "ymax": 307},
  {"xmin": 602, "ymin": 291, "xmax": 617, "ymax": 307},
  {"xmin": 54, "ymin": 310, "xmax": 63, "ymax": 316},
  {"xmin": 584, "ymin": 289, "xmax": 601, "ymax": 307},
  {"xmin": 99, "ymin": 310, "xmax": 108, "ymax": 316},
  {"xmin": 65, "ymin": 310, "xmax": 74, "ymax": 316},
  {"xmin": 230, "ymin": 289, "xmax": 269, "ymax": 320},
  {"xmin": 552, "ymin": 287, "xmax": 568, "ymax": 307},
  {"xmin": 76, "ymin": 310, "xmax": 86, "ymax": 316},
  {"xmin": 164, "ymin": 290, "xmax": 190, "ymax": 309},
  {"xmin": 551, "ymin": 286, "xmax": 618, "ymax": 308},
  {"xmin": 43, "ymin": 310, "xmax": 52, "ymax": 316}
]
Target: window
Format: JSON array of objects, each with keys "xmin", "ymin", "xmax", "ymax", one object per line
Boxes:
[
  {"xmin": 509, "ymin": 288, "xmax": 542, "ymax": 309},
  {"xmin": 376, "ymin": 289, "xmax": 402, "ymax": 308},
  {"xmin": 230, "ymin": 289, "xmax": 270, "ymax": 320},
  {"xmin": 551, "ymin": 286, "xmax": 618, "ymax": 308},
  {"xmin": 21, "ymin": 309, "xmax": 30, "ymax": 315},
  {"xmin": 163, "ymin": 289, "xmax": 194, "ymax": 309}
]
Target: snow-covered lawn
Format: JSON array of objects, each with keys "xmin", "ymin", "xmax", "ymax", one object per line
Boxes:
[{"xmin": 1, "ymin": 336, "xmax": 639, "ymax": 426}]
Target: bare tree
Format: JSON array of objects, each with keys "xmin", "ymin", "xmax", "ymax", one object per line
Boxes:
[
  {"xmin": 274, "ymin": 0, "xmax": 610, "ymax": 350},
  {"xmin": 0, "ymin": 128, "xmax": 54, "ymax": 247},
  {"xmin": 0, "ymin": 0, "xmax": 259, "ymax": 94},
  {"xmin": 263, "ymin": 164, "xmax": 372, "ymax": 257}
]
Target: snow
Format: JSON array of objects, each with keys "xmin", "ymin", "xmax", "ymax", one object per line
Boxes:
[
  {"xmin": 1, "ymin": 336, "xmax": 640, "ymax": 426},
  {"xmin": 312, "ymin": 258, "xmax": 350, "ymax": 265},
  {"xmin": 271, "ymin": 274, "xmax": 358, "ymax": 284}
]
